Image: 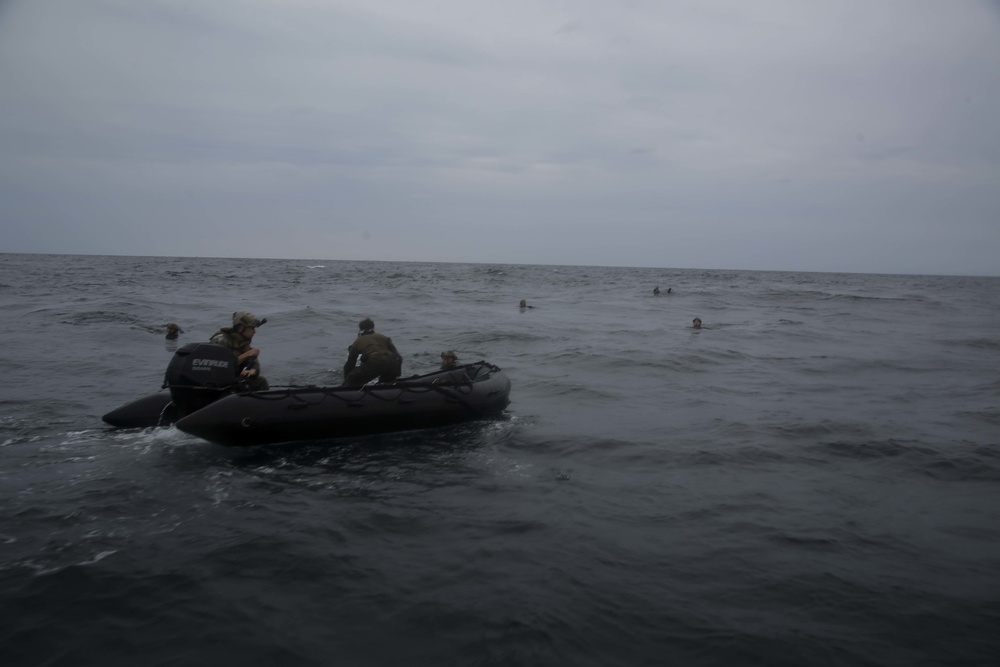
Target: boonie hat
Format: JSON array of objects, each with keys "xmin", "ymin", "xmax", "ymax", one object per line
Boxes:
[{"xmin": 233, "ymin": 311, "xmax": 266, "ymax": 328}]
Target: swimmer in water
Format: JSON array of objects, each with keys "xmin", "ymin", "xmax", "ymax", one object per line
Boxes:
[{"xmin": 440, "ymin": 350, "xmax": 458, "ymax": 369}]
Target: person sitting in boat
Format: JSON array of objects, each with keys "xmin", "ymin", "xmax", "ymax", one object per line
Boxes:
[
  {"xmin": 440, "ymin": 350, "xmax": 458, "ymax": 369},
  {"xmin": 343, "ymin": 318, "xmax": 403, "ymax": 387},
  {"xmin": 165, "ymin": 322, "xmax": 183, "ymax": 340},
  {"xmin": 210, "ymin": 311, "xmax": 269, "ymax": 391}
]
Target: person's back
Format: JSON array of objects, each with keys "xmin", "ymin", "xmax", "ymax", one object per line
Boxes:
[
  {"xmin": 343, "ymin": 318, "xmax": 402, "ymax": 386},
  {"xmin": 349, "ymin": 330, "xmax": 395, "ymax": 359}
]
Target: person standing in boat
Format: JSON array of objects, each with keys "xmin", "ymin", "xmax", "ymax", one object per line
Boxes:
[
  {"xmin": 342, "ymin": 318, "xmax": 403, "ymax": 386},
  {"xmin": 210, "ymin": 311, "xmax": 269, "ymax": 391}
]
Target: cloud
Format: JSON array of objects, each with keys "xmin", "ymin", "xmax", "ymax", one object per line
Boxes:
[{"xmin": 0, "ymin": 0, "xmax": 998, "ymax": 274}]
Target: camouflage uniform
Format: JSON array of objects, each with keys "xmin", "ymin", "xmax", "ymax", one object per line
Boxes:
[
  {"xmin": 210, "ymin": 311, "xmax": 269, "ymax": 391},
  {"xmin": 343, "ymin": 319, "xmax": 402, "ymax": 387}
]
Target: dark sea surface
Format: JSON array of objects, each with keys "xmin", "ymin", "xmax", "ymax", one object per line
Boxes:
[{"xmin": 1, "ymin": 253, "xmax": 999, "ymax": 666}]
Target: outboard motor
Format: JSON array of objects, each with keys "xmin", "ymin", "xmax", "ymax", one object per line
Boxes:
[{"xmin": 163, "ymin": 343, "xmax": 239, "ymax": 415}]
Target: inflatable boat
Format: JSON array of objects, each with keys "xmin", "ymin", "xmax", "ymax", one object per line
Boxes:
[
  {"xmin": 103, "ymin": 343, "xmax": 512, "ymax": 446},
  {"xmin": 102, "ymin": 342, "xmax": 243, "ymax": 429}
]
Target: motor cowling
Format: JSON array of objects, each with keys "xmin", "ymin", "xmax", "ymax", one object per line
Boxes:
[{"xmin": 163, "ymin": 343, "xmax": 239, "ymax": 414}]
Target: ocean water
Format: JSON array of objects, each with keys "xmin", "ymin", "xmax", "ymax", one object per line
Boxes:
[{"xmin": 1, "ymin": 253, "xmax": 998, "ymax": 666}]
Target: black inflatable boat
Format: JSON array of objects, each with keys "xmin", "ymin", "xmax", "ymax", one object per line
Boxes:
[
  {"xmin": 103, "ymin": 342, "xmax": 512, "ymax": 446},
  {"xmin": 102, "ymin": 342, "xmax": 243, "ymax": 429}
]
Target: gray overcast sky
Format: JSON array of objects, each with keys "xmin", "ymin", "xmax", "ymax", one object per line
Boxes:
[{"xmin": 1, "ymin": 0, "xmax": 998, "ymax": 275}]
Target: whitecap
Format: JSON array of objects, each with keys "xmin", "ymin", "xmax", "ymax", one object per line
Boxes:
[{"xmin": 80, "ymin": 550, "xmax": 117, "ymax": 566}]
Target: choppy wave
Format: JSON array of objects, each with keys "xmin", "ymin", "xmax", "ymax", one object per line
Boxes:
[{"xmin": 1, "ymin": 254, "xmax": 999, "ymax": 665}]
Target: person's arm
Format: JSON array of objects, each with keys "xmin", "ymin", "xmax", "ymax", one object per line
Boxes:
[
  {"xmin": 386, "ymin": 337, "xmax": 403, "ymax": 377},
  {"xmin": 237, "ymin": 348, "xmax": 261, "ymax": 377},
  {"xmin": 237, "ymin": 348, "xmax": 259, "ymax": 365},
  {"xmin": 343, "ymin": 345, "xmax": 358, "ymax": 378}
]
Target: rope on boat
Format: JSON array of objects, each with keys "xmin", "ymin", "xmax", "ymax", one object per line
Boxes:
[
  {"xmin": 220, "ymin": 362, "xmax": 496, "ymax": 412},
  {"xmin": 157, "ymin": 362, "xmax": 501, "ymax": 418}
]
